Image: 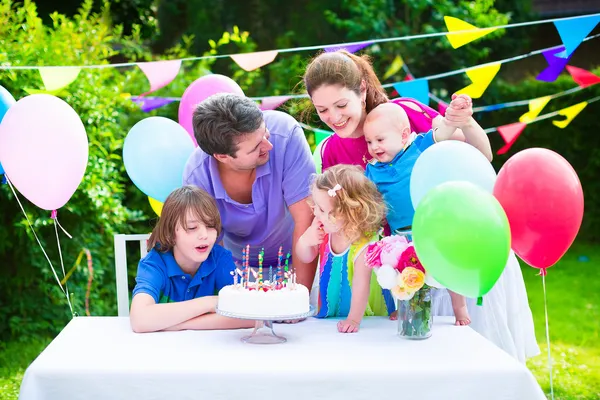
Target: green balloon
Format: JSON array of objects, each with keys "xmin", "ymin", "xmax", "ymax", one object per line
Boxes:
[{"xmin": 412, "ymin": 181, "xmax": 511, "ymax": 298}]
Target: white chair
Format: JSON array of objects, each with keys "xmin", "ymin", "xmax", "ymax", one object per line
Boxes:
[{"xmin": 113, "ymin": 233, "xmax": 151, "ymax": 317}]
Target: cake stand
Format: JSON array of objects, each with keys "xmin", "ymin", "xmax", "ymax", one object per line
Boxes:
[{"xmin": 216, "ymin": 306, "xmax": 315, "ymax": 344}]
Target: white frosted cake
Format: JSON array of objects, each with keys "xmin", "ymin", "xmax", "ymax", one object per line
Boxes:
[{"xmin": 218, "ymin": 283, "xmax": 310, "ymax": 317}]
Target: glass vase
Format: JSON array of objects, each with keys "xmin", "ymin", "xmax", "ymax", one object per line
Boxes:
[{"xmin": 397, "ymin": 286, "xmax": 432, "ymax": 340}]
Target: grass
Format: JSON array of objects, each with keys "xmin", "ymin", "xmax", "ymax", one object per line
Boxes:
[{"xmin": 0, "ymin": 242, "xmax": 598, "ymax": 400}]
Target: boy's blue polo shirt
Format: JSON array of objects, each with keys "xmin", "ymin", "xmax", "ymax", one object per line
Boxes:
[
  {"xmin": 366, "ymin": 130, "xmax": 435, "ymax": 232},
  {"xmin": 132, "ymin": 244, "xmax": 235, "ymax": 303}
]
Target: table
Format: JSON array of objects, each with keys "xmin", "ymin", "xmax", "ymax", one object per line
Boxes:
[{"xmin": 19, "ymin": 316, "xmax": 546, "ymax": 400}]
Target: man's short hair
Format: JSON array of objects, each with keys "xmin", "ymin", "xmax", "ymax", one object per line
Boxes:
[{"xmin": 192, "ymin": 93, "xmax": 264, "ymax": 157}]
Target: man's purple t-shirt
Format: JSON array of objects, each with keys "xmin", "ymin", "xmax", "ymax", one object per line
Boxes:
[{"xmin": 183, "ymin": 110, "xmax": 315, "ymax": 267}]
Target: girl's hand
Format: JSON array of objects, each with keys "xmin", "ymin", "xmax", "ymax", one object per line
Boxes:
[
  {"xmin": 337, "ymin": 318, "xmax": 360, "ymax": 333},
  {"xmin": 444, "ymin": 93, "xmax": 473, "ymax": 129},
  {"xmin": 301, "ymin": 217, "xmax": 326, "ymax": 247}
]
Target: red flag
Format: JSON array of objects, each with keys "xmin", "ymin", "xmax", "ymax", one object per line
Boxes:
[
  {"xmin": 566, "ymin": 65, "xmax": 600, "ymax": 88},
  {"xmin": 497, "ymin": 122, "xmax": 527, "ymax": 155}
]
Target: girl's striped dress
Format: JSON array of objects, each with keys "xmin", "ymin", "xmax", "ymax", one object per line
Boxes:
[{"xmin": 315, "ymin": 234, "xmax": 395, "ymax": 318}]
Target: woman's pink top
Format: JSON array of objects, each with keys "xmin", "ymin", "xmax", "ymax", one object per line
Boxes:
[{"xmin": 321, "ymin": 98, "xmax": 439, "ymax": 171}]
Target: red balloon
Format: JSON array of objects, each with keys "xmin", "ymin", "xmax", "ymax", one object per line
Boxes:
[{"xmin": 493, "ymin": 148, "xmax": 583, "ymax": 273}]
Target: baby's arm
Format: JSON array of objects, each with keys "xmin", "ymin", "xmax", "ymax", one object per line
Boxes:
[
  {"xmin": 448, "ymin": 290, "xmax": 471, "ymax": 326},
  {"xmin": 130, "ymin": 294, "xmax": 217, "ymax": 333},
  {"xmin": 338, "ymin": 247, "xmax": 372, "ymax": 333},
  {"xmin": 164, "ymin": 313, "xmax": 255, "ymax": 331},
  {"xmin": 296, "ymin": 217, "xmax": 325, "ymax": 264}
]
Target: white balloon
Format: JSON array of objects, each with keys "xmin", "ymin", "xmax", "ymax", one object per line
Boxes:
[{"xmin": 376, "ymin": 264, "xmax": 398, "ymax": 289}]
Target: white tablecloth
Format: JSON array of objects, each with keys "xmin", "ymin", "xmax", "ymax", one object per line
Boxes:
[{"xmin": 19, "ymin": 316, "xmax": 545, "ymax": 400}]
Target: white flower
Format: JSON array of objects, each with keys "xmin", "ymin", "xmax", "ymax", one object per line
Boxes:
[
  {"xmin": 424, "ymin": 273, "xmax": 445, "ymax": 289},
  {"xmin": 375, "ymin": 264, "xmax": 398, "ymax": 289}
]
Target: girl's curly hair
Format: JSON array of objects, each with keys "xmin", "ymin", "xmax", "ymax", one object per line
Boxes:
[{"xmin": 312, "ymin": 164, "xmax": 386, "ymax": 242}]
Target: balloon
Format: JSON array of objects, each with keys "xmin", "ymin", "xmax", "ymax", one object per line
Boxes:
[
  {"xmin": 412, "ymin": 181, "xmax": 511, "ymax": 298},
  {"xmin": 0, "ymin": 85, "xmax": 17, "ymax": 175},
  {"xmin": 0, "ymin": 94, "xmax": 88, "ymax": 210},
  {"xmin": 493, "ymin": 148, "xmax": 583, "ymax": 272},
  {"xmin": 410, "ymin": 140, "xmax": 496, "ymax": 209},
  {"xmin": 123, "ymin": 117, "xmax": 195, "ymax": 202},
  {"xmin": 178, "ymin": 74, "xmax": 244, "ymax": 145},
  {"xmin": 149, "ymin": 197, "xmax": 163, "ymax": 217}
]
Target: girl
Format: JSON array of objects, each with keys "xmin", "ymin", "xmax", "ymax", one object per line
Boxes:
[
  {"xmin": 296, "ymin": 165, "xmax": 394, "ymax": 333},
  {"xmin": 129, "ymin": 185, "xmax": 254, "ymax": 333},
  {"xmin": 302, "ymin": 49, "xmax": 492, "ymax": 170}
]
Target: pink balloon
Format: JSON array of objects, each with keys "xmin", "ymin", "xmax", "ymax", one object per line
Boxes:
[
  {"xmin": 178, "ymin": 74, "xmax": 244, "ymax": 145},
  {"xmin": 0, "ymin": 94, "xmax": 88, "ymax": 211}
]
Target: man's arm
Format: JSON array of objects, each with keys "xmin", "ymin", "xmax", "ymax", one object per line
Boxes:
[
  {"xmin": 129, "ymin": 294, "xmax": 217, "ymax": 333},
  {"xmin": 289, "ymin": 198, "xmax": 318, "ymax": 291},
  {"xmin": 163, "ymin": 313, "xmax": 255, "ymax": 331}
]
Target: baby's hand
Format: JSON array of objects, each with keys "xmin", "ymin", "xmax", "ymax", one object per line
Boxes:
[
  {"xmin": 337, "ymin": 318, "xmax": 360, "ymax": 333},
  {"xmin": 444, "ymin": 93, "xmax": 473, "ymax": 129},
  {"xmin": 301, "ymin": 217, "xmax": 326, "ymax": 247}
]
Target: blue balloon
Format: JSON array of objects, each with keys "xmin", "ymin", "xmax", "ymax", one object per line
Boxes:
[
  {"xmin": 410, "ymin": 140, "xmax": 496, "ymax": 209},
  {"xmin": 123, "ymin": 117, "xmax": 196, "ymax": 202},
  {"xmin": 0, "ymin": 85, "xmax": 16, "ymax": 175}
]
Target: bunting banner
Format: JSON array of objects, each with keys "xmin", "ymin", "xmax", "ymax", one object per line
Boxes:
[
  {"xmin": 259, "ymin": 96, "xmax": 291, "ymax": 111},
  {"xmin": 137, "ymin": 60, "xmax": 181, "ymax": 96},
  {"xmin": 455, "ymin": 63, "xmax": 501, "ymax": 98},
  {"xmin": 324, "ymin": 40, "xmax": 374, "ymax": 53},
  {"xmin": 553, "ymin": 14, "xmax": 600, "ymax": 58},
  {"xmin": 536, "ymin": 46, "xmax": 573, "ymax": 82},
  {"xmin": 383, "ymin": 55, "xmax": 404, "ymax": 80},
  {"xmin": 39, "ymin": 67, "xmax": 81, "ymax": 92},
  {"xmin": 552, "ymin": 101, "xmax": 588, "ymax": 128},
  {"xmin": 444, "ymin": 16, "xmax": 497, "ymax": 49},
  {"xmin": 519, "ymin": 96, "xmax": 551, "ymax": 123},
  {"xmin": 131, "ymin": 96, "xmax": 176, "ymax": 112},
  {"xmin": 566, "ymin": 65, "xmax": 600, "ymax": 88},
  {"xmin": 230, "ymin": 50, "xmax": 279, "ymax": 71},
  {"xmin": 392, "ymin": 79, "xmax": 430, "ymax": 105},
  {"xmin": 497, "ymin": 122, "xmax": 527, "ymax": 155}
]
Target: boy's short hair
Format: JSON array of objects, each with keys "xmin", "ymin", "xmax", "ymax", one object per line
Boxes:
[
  {"xmin": 192, "ymin": 93, "xmax": 264, "ymax": 157},
  {"xmin": 148, "ymin": 185, "xmax": 222, "ymax": 252}
]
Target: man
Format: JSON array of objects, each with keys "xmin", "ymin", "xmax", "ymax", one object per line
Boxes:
[{"xmin": 183, "ymin": 93, "xmax": 317, "ymax": 290}]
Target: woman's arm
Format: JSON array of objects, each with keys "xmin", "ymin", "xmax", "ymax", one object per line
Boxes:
[{"xmin": 338, "ymin": 248, "xmax": 372, "ymax": 333}]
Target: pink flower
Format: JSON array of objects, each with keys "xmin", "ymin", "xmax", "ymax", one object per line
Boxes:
[
  {"xmin": 365, "ymin": 241, "xmax": 384, "ymax": 268},
  {"xmin": 398, "ymin": 246, "xmax": 425, "ymax": 273},
  {"xmin": 380, "ymin": 236, "xmax": 410, "ymax": 269}
]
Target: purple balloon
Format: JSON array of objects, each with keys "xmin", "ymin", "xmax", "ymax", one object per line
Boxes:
[{"xmin": 178, "ymin": 75, "xmax": 244, "ymax": 145}]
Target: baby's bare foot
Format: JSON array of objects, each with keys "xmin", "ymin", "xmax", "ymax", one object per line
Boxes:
[{"xmin": 454, "ymin": 305, "xmax": 471, "ymax": 326}]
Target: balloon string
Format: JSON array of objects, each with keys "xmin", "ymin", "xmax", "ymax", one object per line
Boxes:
[
  {"xmin": 542, "ymin": 273, "xmax": 555, "ymax": 400},
  {"xmin": 5, "ymin": 177, "xmax": 73, "ymax": 315},
  {"xmin": 51, "ymin": 211, "xmax": 73, "ymax": 239},
  {"xmin": 54, "ymin": 220, "xmax": 75, "ymax": 316}
]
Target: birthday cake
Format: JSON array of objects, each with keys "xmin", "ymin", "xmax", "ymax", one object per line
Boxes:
[{"xmin": 217, "ymin": 247, "xmax": 310, "ymax": 318}]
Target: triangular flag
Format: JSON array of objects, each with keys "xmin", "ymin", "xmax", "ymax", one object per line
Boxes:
[
  {"xmin": 444, "ymin": 16, "xmax": 497, "ymax": 49},
  {"xmin": 392, "ymin": 79, "xmax": 430, "ymax": 106},
  {"xmin": 438, "ymin": 101, "xmax": 448, "ymax": 116},
  {"xmin": 259, "ymin": 96, "xmax": 291, "ymax": 111},
  {"xmin": 536, "ymin": 46, "xmax": 572, "ymax": 82},
  {"xmin": 131, "ymin": 96, "xmax": 175, "ymax": 112},
  {"xmin": 552, "ymin": 101, "xmax": 588, "ymax": 129},
  {"xmin": 383, "ymin": 55, "xmax": 404, "ymax": 80},
  {"xmin": 566, "ymin": 65, "xmax": 600, "ymax": 88},
  {"xmin": 137, "ymin": 60, "xmax": 181, "ymax": 96},
  {"xmin": 553, "ymin": 15, "xmax": 600, "ymax": 58},
  {"xmin": 231, "ymin": 50, "xmax": 278, "ymax": 72},
  {"xmin": 404, "ymin": 74, "xmax": 414, "ymax": 81},
  {"xmin": 149, "ymin": 197, "xmax": 163, "ymax": 217},
  {"xmin": 497, "ymin": 122, "xmax": 527, "ymax": 155},
  {"xmin": 324, "ymin": 41, "xmax": 374, "ymax": 54},
  {"xmin": 314, "ymin": 129, "xmax": 332, "ymax": 146},
  {"xmin": 519, "ymin": 96, "xmax": 551, "ymax": 123},
  {"xmin": 455, "ymin": 63, "xmax": 501, "ymax": 99},
  {"xmin": 38, "ymin": 67, "xmax": 81, "ymax": 92}
]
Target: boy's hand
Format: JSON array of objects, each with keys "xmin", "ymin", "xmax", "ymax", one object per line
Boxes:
[
  {"xmin": 337, "ymin": 318, "xmax": 360, "ymax": 333},
  {"xmin": 444, "ymin": 93, "xmax": 473, "ymax": 129},
  {"xmin": 301, "ymin": 217, "xmax": 326, "ymax": 247}
]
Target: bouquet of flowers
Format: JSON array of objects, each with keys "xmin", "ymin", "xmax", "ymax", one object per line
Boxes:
[{"xmin": 365, "ymin": 235, "xmax": 442, "ymax": 339}]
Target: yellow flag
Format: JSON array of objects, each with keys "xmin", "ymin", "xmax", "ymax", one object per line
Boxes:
[
  {"xmin": 39, "ymin": 67, "xmax": 81, "ymax": 92},
  {"xmin": 519, "ymin": 96, "xmax": 551, "ymax": 123},
  {"xmin": 383, "ymin": 55, "xmax": 404, "ymax": 80},
  {"xmin": 444, "ymin": 16, "xmax": 498, "ymax": 49},
  {"xmin": 149, "ymin": 197, "xmax": 163, "ymax": 217},
  {"xmin": 552, "ymin": 102, "xmax": 588, "ymax": 129},
  {"xmin": 455, "ymin": 63, "xmax": 501, "ymax": 99}
]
